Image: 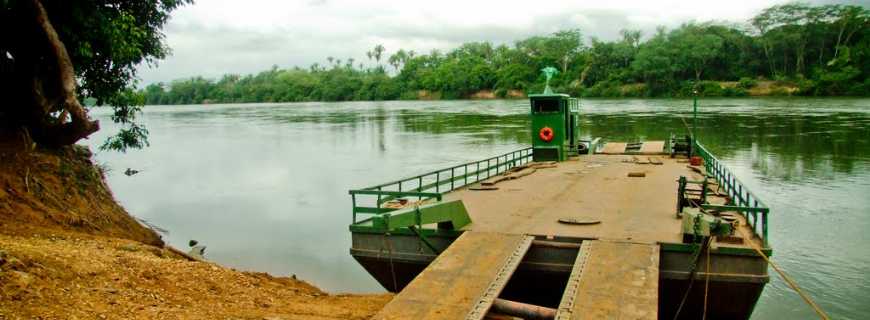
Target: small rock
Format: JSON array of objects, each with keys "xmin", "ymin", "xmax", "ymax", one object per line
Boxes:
[
  {"xmin": 0, "ymin": 250, "xmax": 7, "ymax": 266},
  {"xmin": 188, "ymin": 244, "xmax": 207, "ymax": 260}
]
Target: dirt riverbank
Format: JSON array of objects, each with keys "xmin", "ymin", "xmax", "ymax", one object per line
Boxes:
[{"xmin": 0, "ymin": 133, "xmax": 390, "ymax": 319}]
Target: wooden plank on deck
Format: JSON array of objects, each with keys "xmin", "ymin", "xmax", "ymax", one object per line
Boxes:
[
  {"xmin": 373, "ymin": 232, "xmax": 534, "ymax": 320},
  {"xmin": 639, "ymin": 141, "xmax": 666, "ymax": 154},
  {"xmin": 600, "ymin": 142, "xmax": 627, "ymax": 154},
  {"xmin": 556, "ymin": 240, "xmax": 660, "ymax": 320}
]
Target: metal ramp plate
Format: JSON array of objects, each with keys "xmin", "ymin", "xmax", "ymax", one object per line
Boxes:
[
  {"xmin": 600, "ymin": 142, "xmax": 627, "ymax": 154},
  {"xmin": 639, "ymin": 141, "xmax": 666, "ymax": 154},
  {"xmin": 373, "ymin": 232, "xmax": 533, "ymax": 320},
  {"xmin": 556, "ymin": 240, "xmax": 660, "ymax": 320}
]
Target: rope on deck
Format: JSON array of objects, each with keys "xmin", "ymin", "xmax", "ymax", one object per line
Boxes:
[{"xmin": 738, "ymin": 228, "xmax": 830, "ymax": 320}]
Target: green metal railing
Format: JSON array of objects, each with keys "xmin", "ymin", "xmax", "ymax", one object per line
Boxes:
[
  {"xmin": 694, "ymin": 142, "xmax": 771, "ymax": 247},
  {"xmin": 568, "ymin": 97, "xmax": 579, "ymax": 112},
  {"xmin": 350, "ymin": 147, "xmax": 534, "ymax": 224}
]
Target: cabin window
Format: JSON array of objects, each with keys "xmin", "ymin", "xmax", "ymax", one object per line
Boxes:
[{"xmin": 533, "ymin": 99, "xmax": 560, "ymax": 113}]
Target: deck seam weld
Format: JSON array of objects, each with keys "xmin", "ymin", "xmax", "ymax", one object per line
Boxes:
[
  {"xmin": 464, "ymin": 235, "xmax": 534, "ymax": 320},
  {"xmin": 555, "ymin": 241, "xmax": 592, "ymax": 320}
]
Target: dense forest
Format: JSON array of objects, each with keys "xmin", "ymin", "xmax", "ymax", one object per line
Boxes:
[{"xmin": 143, "ymin": 3, "xmax": 870, "ymax": 105}]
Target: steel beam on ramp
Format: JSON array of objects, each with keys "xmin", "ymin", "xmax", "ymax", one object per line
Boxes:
[
  {"xmin": 373, "ymin": 232, "xmax": 534, "ymax": 320},
  {"xmin": 556, "ymin": 240, "xmax": 660, "ymax": 320}
]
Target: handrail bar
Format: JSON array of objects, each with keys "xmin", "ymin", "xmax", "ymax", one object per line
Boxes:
[
  {"xmin": 350, "ymin": 147, "xmax": 534, "ymax": 224},
  {"xmin": 694, "ymin": 141, "xmax": 771, "ymax": 247},
  {"xmin": 359, "ymin": 147, "xmax": 534, "ymax": 191}
]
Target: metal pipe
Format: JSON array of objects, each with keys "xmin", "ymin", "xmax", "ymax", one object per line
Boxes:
[
  {"xmin": 490, "ymin": 298, "xmax": 556, "ymax": 320},
  {"xmin": 532, "ymin": 240, "xmax": 582, "ymax": 249}
]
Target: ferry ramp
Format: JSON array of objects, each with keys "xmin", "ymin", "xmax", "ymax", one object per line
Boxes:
[
  {"xmin": 372, "ymin": 232, "xmax": 534, "ymax": 320},
  {"xmin": 374, "ymin": 232, "xmax": 660, "ymax": 320}
]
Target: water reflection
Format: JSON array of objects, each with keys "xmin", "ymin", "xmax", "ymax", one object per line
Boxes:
[{"xmin": 86, "ymin": 98, "xmax": 869, "ymax": 319}]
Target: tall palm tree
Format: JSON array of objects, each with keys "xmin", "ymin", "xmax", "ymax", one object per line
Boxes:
[{"xmin": 373, "ymin": 44, "xmax": 385, "ymax": 65}]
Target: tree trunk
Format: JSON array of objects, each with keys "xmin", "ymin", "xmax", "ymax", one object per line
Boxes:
[
  {"xmin": 578, "ymin": 61, "xmax": 593, "ymax": 87},
  {"xmin": 796, "ymin": 43, "xmax": 805, "ymax": 76},
  {"xmin": 834, "ymin": 20, "xmax": 846, "ymax": 59},
  {"xmin": 27, "ymin": 0, "xmax": 99, "ymax": 146},
  {"xmin": 561, "ymin": 56, "xmax": 569, "ymax": 74},
  {"xmin": 761, "ymin": 40, "xmax": 777, "ymax": 78}
]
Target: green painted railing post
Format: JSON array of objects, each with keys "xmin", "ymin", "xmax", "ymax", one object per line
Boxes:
[
  {"xmin": 376, "ymin": 186, "xmax": 382, "ymax": 207},
  {"xmin": 693, "ymin": 93, "xmax": 698, "ymax": 140},
  {"xmin": 417, "ymin": 176, "xmax": 423, "ymax": 200},
  {"xmin": 476, "ymin": 162, "xmax": 480, "ymax": 182},
  {"xmin": 351, "ymin": 194, "xmax": 357, "ymax": 223},
  {"xmin": 762, "ymin": 211, "xmax": 769, "ymax": 247}
]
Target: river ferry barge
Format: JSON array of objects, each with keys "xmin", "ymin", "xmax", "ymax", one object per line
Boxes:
[{"xmin": 347, "ymin": 93, "xmax": 771, "ymax": 319}]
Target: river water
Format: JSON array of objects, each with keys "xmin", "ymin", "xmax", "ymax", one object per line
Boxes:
[{"xmin": 87, "ymin": 98, "xmax": 869, "ymax": 319}]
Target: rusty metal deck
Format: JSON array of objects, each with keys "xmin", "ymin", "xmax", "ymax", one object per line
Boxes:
[
  {"xmin": 443, "ymin": 155, "xmax": 759, "ymax": 251},
  {"xmin": 446, "ymin": 155, "xmax": 689, "ymax": 244},
  {"xmin": 556, "ymin": 240, "xmax": 660, "ymax": 320},
  {"xmin": 373, "ymin": 232, "xmax": 533, "ymax": 320}
]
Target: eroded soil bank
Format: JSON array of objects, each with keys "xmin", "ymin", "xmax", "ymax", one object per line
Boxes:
[{"xmin": 0, "ymin": 134, "xmax": 390, "ymax": 319}]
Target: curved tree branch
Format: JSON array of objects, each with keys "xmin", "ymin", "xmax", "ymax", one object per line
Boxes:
[{"xmin": 30, "ymin": 0, "xmax": 99, "ymax": 145}]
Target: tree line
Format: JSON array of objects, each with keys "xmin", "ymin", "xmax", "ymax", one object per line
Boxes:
[{"xmin": 143, "ymin": 3, "xmax": 870, "ymax": 105}]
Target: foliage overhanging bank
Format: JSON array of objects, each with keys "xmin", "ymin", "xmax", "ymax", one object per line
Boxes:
[
  {"xmin": 1, "ymin": 0, "xmax": 192, "ymax": 150},
  {"xmin": 146, "ymin": 3, "xmax": 870, "ymax": 104}
]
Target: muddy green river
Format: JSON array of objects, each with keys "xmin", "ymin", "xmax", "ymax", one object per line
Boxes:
[{"xmin": 88, "ymin": 98, "xmax": 869, "ymax": 319}]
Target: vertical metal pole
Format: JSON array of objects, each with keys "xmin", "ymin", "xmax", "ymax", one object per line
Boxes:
[
  {"xmin": 377, "ymin": 186, "xmax": 382, "ymax": 207},
  {"xmin": 693, "ymin": 94, "xmax": 698, "ymax": 139},
  {"xmin": 351, "ymin": 194, "xmax": 357, "ymax": 223},
  {"xmin": 476, "ymin": 162, "xmax": 480, "ymax": 182},
  {"xmin": 762, "ymin": 211, "xmax": 769, "ymax": 246}
]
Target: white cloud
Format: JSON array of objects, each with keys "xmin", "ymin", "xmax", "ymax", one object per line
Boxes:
[{"xmin": 137, "ymin": 0, "xmax": 826, "ymax": 85}]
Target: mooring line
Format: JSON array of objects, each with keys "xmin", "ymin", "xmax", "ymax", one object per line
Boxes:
[
  {"xmin": 703, "ymin": 237, "xmax": 710, "ymax": 320},
  {"xmin": 672, "ymin": 236, "xmax": 712, "ymax": 320},
  {"xmin": 381, "ymin": 234, "xmax": 399, "ymax": 292},
  {"xmin": 738, "ymin": 228, "xmax": 830, "ymax": 320}
]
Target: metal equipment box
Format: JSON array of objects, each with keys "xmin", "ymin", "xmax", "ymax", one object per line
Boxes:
[{"xmin": 529, "ymin": 93, "xmax": 579, "ymax": 161}]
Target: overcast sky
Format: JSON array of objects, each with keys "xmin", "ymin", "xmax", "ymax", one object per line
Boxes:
[{"xmin": 137, "ymin": 0, "xmax": 864, "ymax": 85}]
